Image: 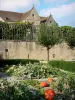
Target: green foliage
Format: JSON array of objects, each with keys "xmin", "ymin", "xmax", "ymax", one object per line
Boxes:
[
  {"xmin": 0, "ymin": 21, "xmax": 9, "ymax": 39},
  {"xmin": 49, "ymin": 60, "xmax": 75, "ymax": 72},
  {"xmin": 4, "ymin": 63, "xmax": 51, "ymax": 78},
  {"xmin": 37, "ymin": 23, "xmax": 61, "ymax": 61},
  {"xmin": 67, "ymin": 27, "xmax": 75, "ymax": 48},
  {"xmin": 0, "ymin": 63, "xmax": 75, "ymax": 100},
  {"xmin": 60, "ymin": 26, "xmax": 73, "ymax": 38},
  {"xmin": 37, "ymin": 24, "xmax": 61, "ymax": 48},
  {"xmin": 0, "ymin": 21, "xmax": 33, "ymax": 41},
  {"xmin": 4, "ymin": 63, "xmax": 75, "ymax": 79},
  {"xmin": 0, "ymin": 59, "xmax": 39, "ymax": 67},
  {"xmin": 0, "ymin": 79, "xmax": 43, "ymax": 100},
  {"xmin": 60, "ymin": 26, "xmax": 75, "ymax": 48},
  {"xmin": 53, "ymin": 74, "xmax": 75, "ymax": 100}
]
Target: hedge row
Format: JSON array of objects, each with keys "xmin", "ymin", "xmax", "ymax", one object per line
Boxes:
[
  {"xmin": 49, "ymin": 60, "xmax": 75, "ymax": 72},
  {"xmin": 0, "ymin": 59, "xmax": 39, "ymax": 67}
]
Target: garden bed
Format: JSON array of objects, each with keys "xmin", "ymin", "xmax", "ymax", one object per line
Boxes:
[{"xmin": 0, "ymin": 63, "xmax": 75, "ymax": 100}]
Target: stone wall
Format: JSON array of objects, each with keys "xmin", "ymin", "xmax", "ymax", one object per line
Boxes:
[{"xmin": 0, "ymin": 41, "xmax": 75, "ymax": 60}]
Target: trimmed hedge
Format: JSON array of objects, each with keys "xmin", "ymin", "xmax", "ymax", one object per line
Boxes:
[
  {"xmin": 0, "ymin": 59, "xmax": 39, "ymax": 67},
  {"xmin": 49, "ymin": 60, "xmax": 75, "ymax": 72}
]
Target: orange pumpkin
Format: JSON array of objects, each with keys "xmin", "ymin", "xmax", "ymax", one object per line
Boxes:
[
  {"xmin": 48, "ymin": 78, "xmax": 53, "ymax": 83},
  {"xmin": 44, "ymin": 89, "xmax": 55, "ymax": 100},
  {"xmin": 40, "ymin": 82, "xmax": 49, "ymax": 87}
]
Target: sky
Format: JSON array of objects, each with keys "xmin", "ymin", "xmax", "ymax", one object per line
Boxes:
[{"xmin": 0, "ymin": 0, "xmax": 75, "ymax": 27}]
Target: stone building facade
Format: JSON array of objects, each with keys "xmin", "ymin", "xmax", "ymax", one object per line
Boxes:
[
  {"xmin": 0, "ymin": 6, "xmax": 75, "ymax": 60},
  {"xmin": 0, "ymin": 6, "xmax": 57, "ymax": 25}
]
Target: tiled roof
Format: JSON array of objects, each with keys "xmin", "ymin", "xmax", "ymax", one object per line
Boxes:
[
  {"xmin": 0, "ymin": 7, "xmax": 49, "ymax": 22},
  {"xmin": 0, "ymin": 7, "xmax": 33, "ymax": 22},
  {"xmin": 40, "ymin": 16, "xmax": 48, "ymax": 22},
  {"xmin": 21, "ymin": 9, "xmax": 32, "ymax": 20},
  {"xmin": 0, "ymin": 10, "xmax": 22, "ymax": 21}
]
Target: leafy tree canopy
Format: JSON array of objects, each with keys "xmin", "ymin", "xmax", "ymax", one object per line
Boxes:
[
  {"xmin": 37, "ymin": 23, "xmax": 61, "ymax": 61},
  {"xmin": 37, "ymin": 23, "xmax": 61, "ymax": 48},
  {"xmin": 60, "ymin": 26, "xmax": 75, "ymax": 48}
]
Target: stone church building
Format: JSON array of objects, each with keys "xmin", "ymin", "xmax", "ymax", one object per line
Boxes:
[
  {"xmin": 0, "ymin": 6, "xmax": 56, "ymax": 25},
  {"xmin": 0, "ymin": 6, "xmax": 75, "ymax": 60}
]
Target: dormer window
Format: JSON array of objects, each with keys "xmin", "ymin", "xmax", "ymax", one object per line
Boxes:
[{"xmin": 5, "ymin": 17, "xmax": 9, "ymax": 20}]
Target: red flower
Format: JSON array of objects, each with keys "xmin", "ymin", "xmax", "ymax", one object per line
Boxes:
[
  {"xmin": 48, "ymin": 78, "xmax": 53, "ymax": 83},
  {"xmin": 44, "ymin": 89, "xmax": 55, "ymax": 100},
  {"xmin": 40, "ymin": 82, "xmax": 49, "ymax": 87}
]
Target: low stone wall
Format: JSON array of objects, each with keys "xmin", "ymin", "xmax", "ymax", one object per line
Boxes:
[{"xmin": 0, "ymin": 41, "xmax": 75, "ymax": 60}]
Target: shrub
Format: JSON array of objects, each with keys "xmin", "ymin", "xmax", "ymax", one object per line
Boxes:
[
  {"xmin": 0, "ymin": 59, "xmax": 39, "ymax": 67},
  {"xmin": 0, "ymin": 79, "xmax": 43, "ymax": 100},
  {"xmin": 4, "ymin": 63, "xmax": 75, "ymax": 79}
]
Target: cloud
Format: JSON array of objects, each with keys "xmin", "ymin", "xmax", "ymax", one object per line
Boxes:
[
  {"xmin": 44, "ymin": 0, "xmax": 58, "ymax": 3},
  {"xmin": 0, "ymin": 0, "xmax": 40, "ymax": 11},
  {"xmin": 39, "ymin": 2, "xmax": 75, "ymax": 26},
  {"xmin": 44, "ymin": 0, "xmax": 68, "ymax": 5},
  {"xmin": 40, "ymin": 2, "xmax": 75, "ymax": 17},
  {"xmin": 44, "ymin": 0, "xmax": 68, "ymax": 3}
]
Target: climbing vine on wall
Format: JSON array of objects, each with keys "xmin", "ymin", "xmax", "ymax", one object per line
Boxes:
[{"xmin": 0, "ymin": 21, "xmax": 35, "ymax": 41}]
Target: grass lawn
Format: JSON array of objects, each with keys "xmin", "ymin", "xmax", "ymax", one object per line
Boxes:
[{"xmin": 49, "ymin": 60, "xmax": 75, "ymax": 72}]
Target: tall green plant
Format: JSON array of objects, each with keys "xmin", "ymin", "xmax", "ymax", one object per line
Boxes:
[
  {"xmin": 37, "ymin": 24, "xmax": 61, "ymax": 61},
  {"xmin": 60, "ymin": 26, "xmax": 75, "ymax": 48}
]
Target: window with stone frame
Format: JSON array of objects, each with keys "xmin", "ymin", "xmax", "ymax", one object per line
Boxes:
[{"xmin": 32, "ymin": 14, "xmax": 34, "ymax": 17}]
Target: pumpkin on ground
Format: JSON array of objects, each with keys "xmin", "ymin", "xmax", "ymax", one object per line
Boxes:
[
  {"xmin": 44, "ymin": 89, "xmax": 55, "ymax": 100},
  {"xmin": 40, "ymin": 82, "xmax": 49, "ymax": 87},
  {"xmin": 48, "ymin": 78, "xmax": 53, "ymax": 83}
]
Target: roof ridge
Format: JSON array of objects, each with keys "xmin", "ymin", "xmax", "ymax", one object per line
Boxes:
[
  {"xmin": 40, "ymin": 16, "xmax": 48, "ymax": 18},
  {"xmin": 21, "ymin": 7, "xmax": 34, "ymax": 20},
  {"xmin": 0, "ymin": 10, "xmax": 23, "ymax": 14}
]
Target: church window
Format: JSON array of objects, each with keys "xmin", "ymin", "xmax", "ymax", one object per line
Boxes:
[{"xmin": 32, "ymin": 14, "xmax": 34, "ymax": 17}]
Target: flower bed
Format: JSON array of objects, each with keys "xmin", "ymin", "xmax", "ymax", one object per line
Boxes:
[
  {"xmin": 0, "ymin": 79, "xmax": 44, "ymax": 100},
  {"xmin": 0, "ymin": 63, "xmax": 75, "ymax": 100},
  {"xmin": 4, "ymin": 63, "xmax": 74, "ymax": 79}
]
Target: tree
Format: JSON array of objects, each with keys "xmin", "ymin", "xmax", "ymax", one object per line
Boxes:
[
  {"xmin": 37, "ymin": 23, "xmax": 61, "ymax": 61},
  {"xmin": 60, "ymin": 26, "xmax": 75, "ymax": 48}
]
